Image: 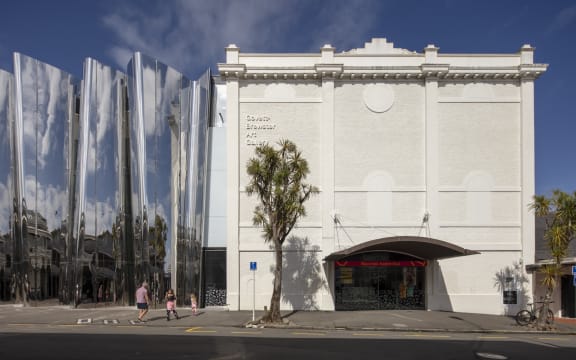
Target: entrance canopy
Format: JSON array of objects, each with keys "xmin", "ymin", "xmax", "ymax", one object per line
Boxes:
[{"xmin": 324, "ymin": 236, "xmax": 479, "ymax": 261}]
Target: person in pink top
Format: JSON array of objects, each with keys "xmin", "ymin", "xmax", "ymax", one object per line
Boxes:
[
  {"xmin": 190, "ymin": 293, "xmax": 198, "ymax": 315},
  {"xmin": 165, "ymin": 288, "xmax": 179, "ymax": 321},
  {"xmin": 135, "ymin": 281, "xmax": 150, "ymax": 322}
]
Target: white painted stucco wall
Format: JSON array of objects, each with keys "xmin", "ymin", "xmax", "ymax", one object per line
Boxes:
[{"xmin": 219, "ymin": 39, "xmax": 547, "ymax": 315}]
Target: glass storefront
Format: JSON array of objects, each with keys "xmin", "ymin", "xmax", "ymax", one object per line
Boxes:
[
  {"xmin": 335, "ymin": 252, "xmax": 426, "ymax": 310},
  {"xmin": 201, "ymin": 248, "xmax": 226, "ymax": 307}
]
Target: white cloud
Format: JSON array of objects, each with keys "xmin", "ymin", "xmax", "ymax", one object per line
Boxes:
[
  {"xmin": 108, "ymin": 46, "xmax": 133, "ymax": 70},
  {"xmin": 101, "ymin": 0, "xmax": 384, "ymax": 76},
  {"xmin": 81, "ymin": 198, "xmax": 117, "ymax": 235},
  {"xmin": 546, "ymin": 5, "xmax": 576, "ymax": 35},
  {"xmin": 23, "ymin": 175, "xmax": 67, "ymax": 231}
]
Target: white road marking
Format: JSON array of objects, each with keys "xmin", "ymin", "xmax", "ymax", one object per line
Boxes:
[
  {"xmin": 389, "ymin": 313, "xmax": 423, "ymax": 322},
  {"xmin": 392, "ymin": 323, "xmax": 407, "ymax": 327}
]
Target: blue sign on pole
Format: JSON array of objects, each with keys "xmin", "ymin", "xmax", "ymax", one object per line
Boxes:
[
  {"xmin": 250, "ymin": 261, "xmax": 257, "ymax": 271},
  {"xmin": 572, "ymin": 265, "xmax": 576, "ymax": 274}
]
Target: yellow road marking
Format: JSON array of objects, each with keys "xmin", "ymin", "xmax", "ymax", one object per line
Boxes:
[
  {"xmin": 291, "ymin": 332, "xmax": 326, "ymax": 336},
  {"xmin": 185, "ymin": 327, "xmax": 216, "ymax": 333},
  {"xmin": 188, "ymin": 331, "xmax": 217, "ymax": 333},
  {"xmin": 538, "ymin": 337, "xmax": 567, "ymax": 341}
]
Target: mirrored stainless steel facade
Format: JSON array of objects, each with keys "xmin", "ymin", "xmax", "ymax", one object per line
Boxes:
[
  {"xmin": 12, "ymin": 53, "xmax": 80, "ymax": 305},
  {"xmin": 0, "ymin": 70, "xmax": 14, "ymax": 301},
  {"xmin": 128, "ymin": 53, "xmax": 210, "ymax": 306},
  {"xmin": 0, "ymin": 52, "xmax": 216, "ymax": 307},
  {"xmin": 182, "ymin": 69, "xmax": 211, "ymax": 306},
  {"xmin": 74, "ymin": 59, "xmax": 128, "ymax": 305}
]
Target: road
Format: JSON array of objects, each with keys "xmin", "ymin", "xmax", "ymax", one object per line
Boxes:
[{"xmin": 1, "ymin": 324, "xmax": 575, "ymax": 360}]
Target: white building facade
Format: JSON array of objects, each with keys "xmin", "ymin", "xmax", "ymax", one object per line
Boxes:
[{"xmin": 218, "ymin": 38, "xmax": 547, "ymax": 315}]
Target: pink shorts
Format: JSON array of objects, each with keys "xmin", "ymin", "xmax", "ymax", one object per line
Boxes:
[{"xmin": 166, "ymin": 300, "xmax": 175, "ymax": 311}]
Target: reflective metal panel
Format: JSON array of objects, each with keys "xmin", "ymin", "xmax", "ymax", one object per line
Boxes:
[
  {"xmin": 204, "ymin": 82, "xmax": 227, "ymax": 249},
  {"xmin": 185, "ymin": 70, "xmax": 211, "ymax": 305},
  {"xmin": 75, "ymin": 59, "xmax": 127, "ymax": 305},
  {"xmin": 202, "ymin": 81, "xmax": 227, "ymax": 306},
  {"xmin": 13, "ymin": 53, "xmax": 79, "ymax": 304},
  {"xmin": 128, "ymin": 53, "xmax": 199, "ymax": 305},
  {"xmin": 0, "ymin": 70, "xmax": 14, "ymax": 301}
]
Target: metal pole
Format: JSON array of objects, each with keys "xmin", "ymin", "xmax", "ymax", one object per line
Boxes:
[{"xmin": 252, "ymin": 269, "xmax": 255, "ymax": 322}]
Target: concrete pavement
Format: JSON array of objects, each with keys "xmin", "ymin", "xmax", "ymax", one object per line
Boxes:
[{"xmin": 0, "ymin": 304, "xmax": 575, "ymax": 334}]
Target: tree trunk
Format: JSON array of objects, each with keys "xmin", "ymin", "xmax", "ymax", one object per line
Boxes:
[
  {"xmin": 536, "ymin": 287, "xmax": 553, "ymax": 330},
  {"xmin": 264, "ymin": 242, "xmax": 283, "ymax": 323}
]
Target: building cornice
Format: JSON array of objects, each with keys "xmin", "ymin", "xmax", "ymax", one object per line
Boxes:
[
  {"xmin": 217, "ymin": 63, "xmax": 548, "ymax": 81},
  {"xmin": 218, "ymin": 63, "xmax": 246, "ymax": 78}
]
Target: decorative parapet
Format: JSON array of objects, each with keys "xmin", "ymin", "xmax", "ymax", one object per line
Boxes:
[{"xmin": 217, "ymin": 40, "xmax": 548, "ymax": 81}]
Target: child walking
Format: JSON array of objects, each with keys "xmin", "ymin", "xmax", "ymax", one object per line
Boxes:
[
  {"xmin": 190, "ymin": 293, "xmax": 198, "ymax": 315},
  {"xmin": 165, "ymin": 289, "xmax": 179, "ymax": 321}
]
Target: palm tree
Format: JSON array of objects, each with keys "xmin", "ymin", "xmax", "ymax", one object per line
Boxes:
[
  {"xmin": 246, "ymin": 139, "xmax": 318, "ymax": 323},
  {"xmin": 529, "ymin": 190, "xmax": 576, "ymax": 329}
]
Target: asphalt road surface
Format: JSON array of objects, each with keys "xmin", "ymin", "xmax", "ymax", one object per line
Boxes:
[{"xmin": 1, "ymin": 332, "xmax": 575, "ymax": 360}]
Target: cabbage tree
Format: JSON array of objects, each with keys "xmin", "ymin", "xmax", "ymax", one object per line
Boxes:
[{"xmin": 246, "ymin": 139, "xmax": 318, "ymax": 323}]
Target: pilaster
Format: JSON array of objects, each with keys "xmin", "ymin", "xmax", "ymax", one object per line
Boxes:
[
  {"xmin": 424, "ymin": 76, "xmax": 440, "ymax": 238},
  {"xmin": 520, "ymin": 77, "xmax": 535, "ymax": 301},
  {"xmin": 319, "ymin": 44, "xmax": 336, "ymax": 310},
  {"xmin": 226, "ymin": 75, "xmax": 240, "ymax": 310}
]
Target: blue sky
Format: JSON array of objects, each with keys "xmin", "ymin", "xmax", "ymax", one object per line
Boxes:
[{"xmin": 0, "ymin": 0, "xmax": 574, "ymax": 196}]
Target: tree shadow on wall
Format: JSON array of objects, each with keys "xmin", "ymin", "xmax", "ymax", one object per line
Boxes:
[
  {"xmin": 493, "ymin": 261, "xmax": 530, "ymax": 315},
  {"xmin": 280, "ymin": 236, "xmax": 327, "ymax": 311}
]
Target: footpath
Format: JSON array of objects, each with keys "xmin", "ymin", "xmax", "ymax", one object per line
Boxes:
[{"xmin": 0, "ymin": 304, "xmax": 575, "ymax": 334}]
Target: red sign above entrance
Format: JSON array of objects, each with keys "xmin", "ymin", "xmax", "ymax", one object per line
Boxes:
[{"xmin": 335, "ymin": 260, "xmax": 427, "ymax": 267}]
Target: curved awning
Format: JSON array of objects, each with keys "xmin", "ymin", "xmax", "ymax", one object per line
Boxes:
[{"xmin": 324, "ymin": 236, "xmax": 479, "ymax": 261}]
